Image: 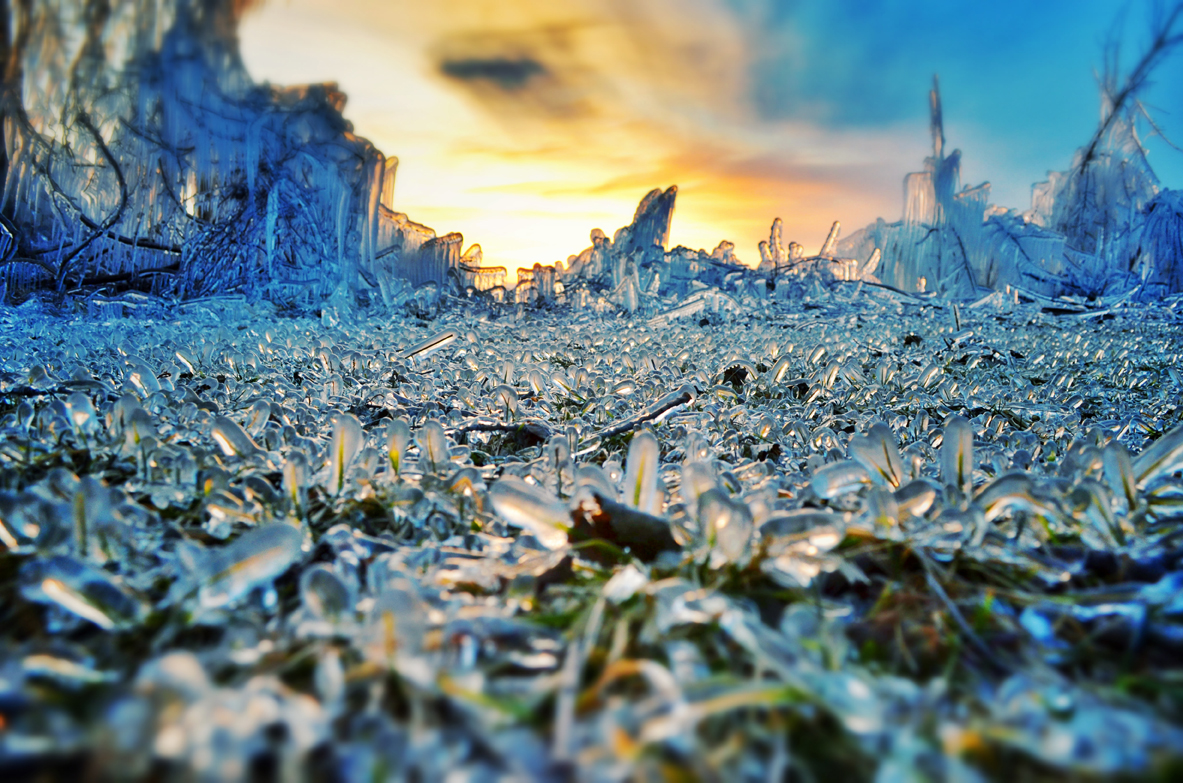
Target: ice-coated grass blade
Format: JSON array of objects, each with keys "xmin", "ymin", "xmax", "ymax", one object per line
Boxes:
[
  {"xmin": 300, "ymin": 563, "xmax": 353, "ymax": 622},
  {"xmin": 697, "ymin": 487, "xmax": 753, "ymax": 564},
  {"xmin": 415, "ymin": 420, "xmax": 448, "ymax": 473},
  {"xmin": 387, "ymin": 418, "xmax": 411, "ymax": 477},
  {"xmin": 20, "ymin": 555, "xmax": 146, "ymax": 630},
  {"xmin": 328, "ymin": 413, "xmax": 364, "ymax": 494},
  {"xmin": 974, "ymin": 471, "xmax": 1060, "ymax": 523},
  {"xmin": 197, "ymin": 524, "xmax": 303, "ymax": 609},
  {"xmin": 680, "ymin": 461, "xmax": 719, "ymax": 511},
  {"xmin": 848, "ymin": 422, "xmax": 905, "ymax": 488},
  {"xmin": 1133, "ymin": 422, "xmax": 1183, "ymax": 489},
  {"xmin": 941, "ymin": 415, "xmax": 974, "ymax": 497},
  {"xmin": 488, "ymin": 477, "xmax": 570, "ymax": 550},
  {"xmin": 211, "ymin": 416, "xmax": 259, "ymax": 458},
  {"xmin": 810, "ymin": 461, "xmax": 871, "ymax": 500},
  {"xmin": 1103, "ymin": 441, "xmax": 1138, "ymax": 509},
  {"xmin": 402, "ymin": 330, "xmax": 457, "ymax": 363},
  {"xmin": 623, "ymin": 429, "xmax": 661, "ymax": 515},
  {"xmin": 283, "ymin": 452, "xmax": 308, "ymax": 511}
]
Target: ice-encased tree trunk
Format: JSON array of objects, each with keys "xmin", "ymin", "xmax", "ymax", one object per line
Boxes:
[{"xmin": 0, "ymin": 0, "xmax": 403, "ymax": 308}]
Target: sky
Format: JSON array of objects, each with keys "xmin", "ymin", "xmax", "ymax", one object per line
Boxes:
[{"xmin": 238, "ymin": 0, "xmax": 1183, "ymax": 272}]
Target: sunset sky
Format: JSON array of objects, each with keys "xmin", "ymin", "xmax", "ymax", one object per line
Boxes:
[{"xmin": 239, "ymin": 0, "xmax": 1183, "ymax": 271}]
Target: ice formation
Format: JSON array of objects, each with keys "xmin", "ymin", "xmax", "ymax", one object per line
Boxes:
[
  {"xmin": 495, "ymin": 186, "xmax": 881, "ymax": 317},
  {"xmin": 0, "ymin": 0, "xmax": 473, "ymax": 311},
  {"xmin": 1135, "ymin": 189, "xmax": 1183, "ymax": 296},
  {"xmin": 471, "ymin": 77, "xmax": 1182, "ymax": 312},
  {"xmin": 839, "ymin": 77, "xmax": 1181, "ymax": 301},
  {"xmin": 3, "ymin": 3, "xmax": 1178, "ymax": 315}
]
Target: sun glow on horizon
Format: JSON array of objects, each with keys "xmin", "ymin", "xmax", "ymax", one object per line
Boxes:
[
  {"xmin": 238, "ymin": 0, "xmax": 934, "ymax": 280},
  {"xmin": 239, "ymin": 0, "xmax": 1183, "ymax": 283}
]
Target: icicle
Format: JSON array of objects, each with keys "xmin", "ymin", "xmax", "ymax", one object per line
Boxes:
[
  {"xmin": 819, "ymin": 221, "xmax": 841, "ymax": 258},
  {"xmin": 265, "ymin": 184, "xmax": 279, "ymax": 277},
  {"xmin": 381, "ymin": 155, "xmax": 399, "ymax": 211}
]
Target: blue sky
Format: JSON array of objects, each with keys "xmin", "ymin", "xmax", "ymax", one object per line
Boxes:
[
  {"xmin": 241, "ymin": 0, "xmax": 1183, "ymax": 269},
  {"xmin": 736, "ymin": 0, "xmax": 1183, "ymax": 204}
]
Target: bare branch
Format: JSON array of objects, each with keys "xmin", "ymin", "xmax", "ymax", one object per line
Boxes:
[
  {"xmin": 1078, "ymin": 2, "xmax": 1183, "ymax": 173},
  {"xmin": 54, "ymin": 112, "xmax": 130, "ymax": 290},
  {"xmin": 0, "ymin": 256, "xmax": 58, "ymax": 276},
  {"xmin": 118, "ymin": 117, "xmax": 196, "ymax": 159},
  {"xmin": 75, "ymin": 205, "xmax": 183, "ymax": 253},
  {"xmin": 68, "ymin": 263, "xmax": 180, "ymax": 292},
  {"xmin": 1135, "ymin": 99, "xmax": 1183, "ymax": 151}
]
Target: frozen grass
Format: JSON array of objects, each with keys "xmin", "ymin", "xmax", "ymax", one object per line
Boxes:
[{"xmin": 1, "ymin": 287, "xmax": 1183, "ymax": 781}]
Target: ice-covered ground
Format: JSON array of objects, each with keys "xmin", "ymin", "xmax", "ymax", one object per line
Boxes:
[{"xmin": 2, "ymin": 286, "xmax": 1183, "ymax": 780}]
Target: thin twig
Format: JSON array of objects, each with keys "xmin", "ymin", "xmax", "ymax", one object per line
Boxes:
[
  {"xmin": 593, "ymin": 386, "xmax": 695, "ymax": 441},
  {"xmin": 0, "ymin": 256, "xmax": 57, "ymax": 276},
  {"xmin": 836, "ymin": 279, "xmax": 937, "ymax": 302},
  {"xmin": 118, "ymin": 117, "xmax": 196, "ymax": 158},
  {"xmin": 951, "ymin": 226, "xmax": 978, "ymax": 291},
  {"xmin": 1135, "ymin": 99, "xmax": 1183, "ymax": 152}
]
